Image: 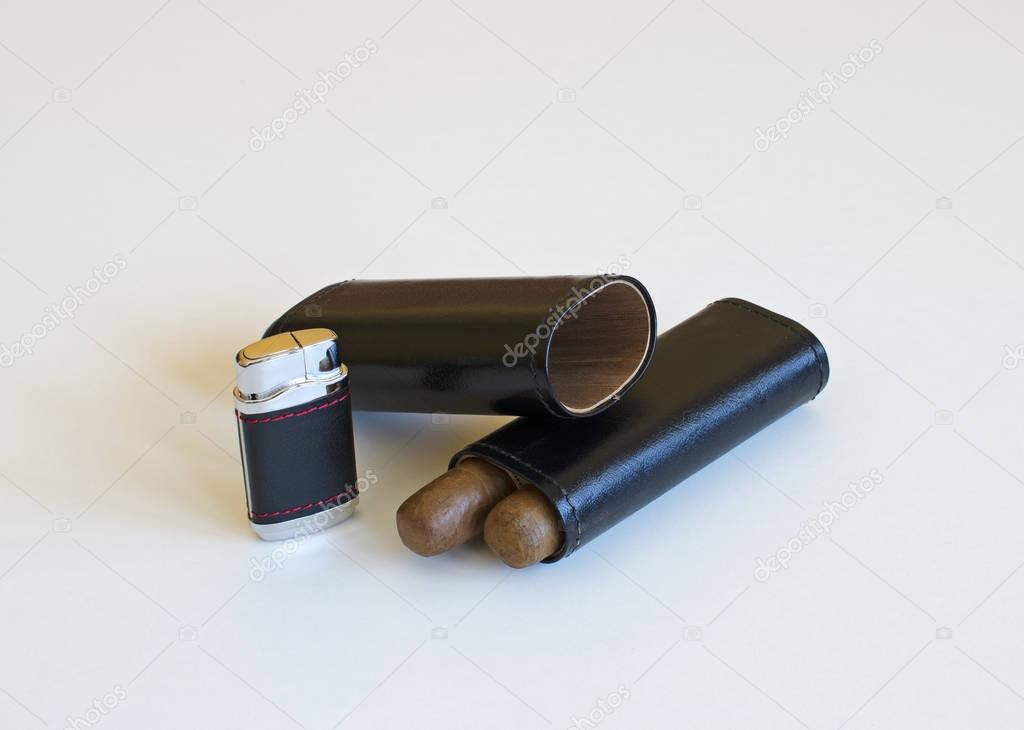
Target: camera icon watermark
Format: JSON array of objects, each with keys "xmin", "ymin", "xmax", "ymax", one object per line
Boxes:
[
  {"xmin": 180, "ymin": 411, "xmax": 196, "ymax": 425},
  {"xmin": 431, "ymin": 627, "xmax": 448, "ymax": 640},
  {"xmin": 809, "ymin": 303, "xmax": 828, "ymax": 319},
  {"xmin": 431, "ymin": 196, "xmax": 448, "ymax": 210},
  {"xmin": 935, "ymin": 626, "xmax": 953, "ymax": 640},
  {"xmin": 178, "ymin": 626, "xmax": 199, "ymax": 641},
  {"xmin": 53, "ymin": 517, "xmax": 73, "ymax": 533},
  {"xmin": 178, "ymin": 196, "xmax": 198, "ymax": 212},
  {"xmin": 432, "ymin": 412, "xmax": 450, "ymax": 425},
  {"xmin": 683, "ymin": 625, "xmax": 704, "ymax": 641},
  {"xmin": 682, "ymin": 194, "xmax": 703, "ymax": 212},
  {"xmin": 304, "ymin": 304, "xmax": 322, "ymax": 318},
  {"xmin": 934, "ymin": 410, "xmax": 954, "ymax": 426},
  {"xmin": 935, "ymin": 196, "xmax": 953, "ymax": 210},
  {"xmin": 556, "ymin": 88, "xmax": 576, "ymax": 103},
  {"xmin": 1002, "ymin": 345, "xmax": 1024, "ymax": 370},
  {"xmin": 52, "ymin": 87, "xmax": 72, "ymax": 103}
]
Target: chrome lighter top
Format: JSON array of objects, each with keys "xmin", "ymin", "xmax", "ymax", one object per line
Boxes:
[{"xmin": 233, "ymin": 328, "xmax": 347, "ymax": 415}]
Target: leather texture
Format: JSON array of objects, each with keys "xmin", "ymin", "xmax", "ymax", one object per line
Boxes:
[
  {"xmin": 236, "ymin": 387, "xmax": 358, "ymax": 525},
  {"xmin": 451, "ymin": 298, "xmax": 829, "ymax": 562},
  {"xmin": 264, "ymin": 276, "xmax": 657, "ymax": 418}
]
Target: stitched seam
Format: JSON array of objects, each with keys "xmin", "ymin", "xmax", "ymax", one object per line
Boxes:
[
  {"xmin": 237, "ymin": 393, "xmax": 349, "ymax": 424},
  {"xmin": 472, "ymin": 442, "xmax": 583, "ymax": 552},
  {"xmin": 249, "ymin": 487, "xmax": 356, "ymax": 518},
  {"xmin": 717, "ymin": 299, "xmax": 827, "ymax": 396}
]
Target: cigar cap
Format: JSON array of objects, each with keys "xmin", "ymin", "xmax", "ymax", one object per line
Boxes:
[
  {"xmin": 396, "ymin": 458, "xmax": 515, "ymax": 556},
  {"xmin": 484, "ymin": 486, "xmax": 562, "ymax": 568}
]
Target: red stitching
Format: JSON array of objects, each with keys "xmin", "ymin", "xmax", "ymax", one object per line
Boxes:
[
  {"xmin": 237, "ymin": 393, "xmax": 349, "ymax": 424},
  {"xmin": 249, "ymin": 487, "xmax": 356, "ymax": 519}
]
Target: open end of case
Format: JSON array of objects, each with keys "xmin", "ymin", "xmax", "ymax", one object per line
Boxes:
[{"xmin": 546, "ymin": 279, "xmax": 654, "ymax": 415}]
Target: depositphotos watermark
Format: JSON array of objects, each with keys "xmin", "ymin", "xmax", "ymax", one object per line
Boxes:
[
  {"xmin": 565, "ymin": 685, "xmax": 631, "ymax": 730},
  {"xmin": 754, "ymin": 469, "xmax": 883, "ymax": 581},
  {"xmin": 1, "ymin": 254, "xmax": 127, "ymax": 368},
  {"xmin": 249, "ymin": 470, "xmax": 378, "ymax": 581},
  {"xmin": 502, "ymin": 256, "xmax": 632, "ymax": 368},
  {"xmin": 753, "ymin": 40, "xmax": 882, "ymax": 152},
  {"xmin": 249, "ymin": 39, "xmax": 379, "ymax": 151},
  {"xmin": 63, "ymin": 685, "xmax": 127, "ymax": 730}
]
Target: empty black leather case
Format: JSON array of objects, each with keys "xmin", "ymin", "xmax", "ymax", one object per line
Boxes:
[
  {"xmin": 264, "ymin": 276, "xmax": 657, "ymax": 418},
  {"xmin": 451, "ymin": 298, "xmax": 829, "ymax": 562}
]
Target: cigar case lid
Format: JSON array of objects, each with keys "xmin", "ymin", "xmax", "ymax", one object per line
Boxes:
[{"xmin": 265, "ymin": 276, "xmax": 658, "ymax": 418}]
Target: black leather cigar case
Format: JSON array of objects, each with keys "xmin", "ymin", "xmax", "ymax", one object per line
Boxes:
[
  {"xmin": 451, "ymin": 298, "xmax": 829, "ymax": 562},
  {"xmin": 265, "ymin": 276, "xmax": 657, "ymax": 418}
]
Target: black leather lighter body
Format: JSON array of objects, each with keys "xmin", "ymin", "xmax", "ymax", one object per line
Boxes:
[
  {"xmin": 264, "ymin": 276, "xmax": 657, "ymax": 419},
  {"xmin": 452, "ymin": 298, "xmax": 829, "ymax": 562},
  {"xmin": 237, "ymin": 388, "xmax": 358, "ymax": 532}
]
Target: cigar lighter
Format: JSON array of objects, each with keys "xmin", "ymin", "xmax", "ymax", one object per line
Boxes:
[{"xmin": 233, "ymin": 328, "xmax": 358, "ymax": 540}]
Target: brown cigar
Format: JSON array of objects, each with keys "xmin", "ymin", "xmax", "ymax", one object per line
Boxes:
[
  {"xmin": 396, "ymin": 458, "xmax": 516, "ymax": 556},
  {"xmin": 484, "ymin": 486, "xmax": 562, "ymax": 568}
]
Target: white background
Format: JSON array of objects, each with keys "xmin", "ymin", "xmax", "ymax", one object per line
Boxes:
[{"xmin": 2, "ymin": 1, "xmax": 1023, "ymax": 728}]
